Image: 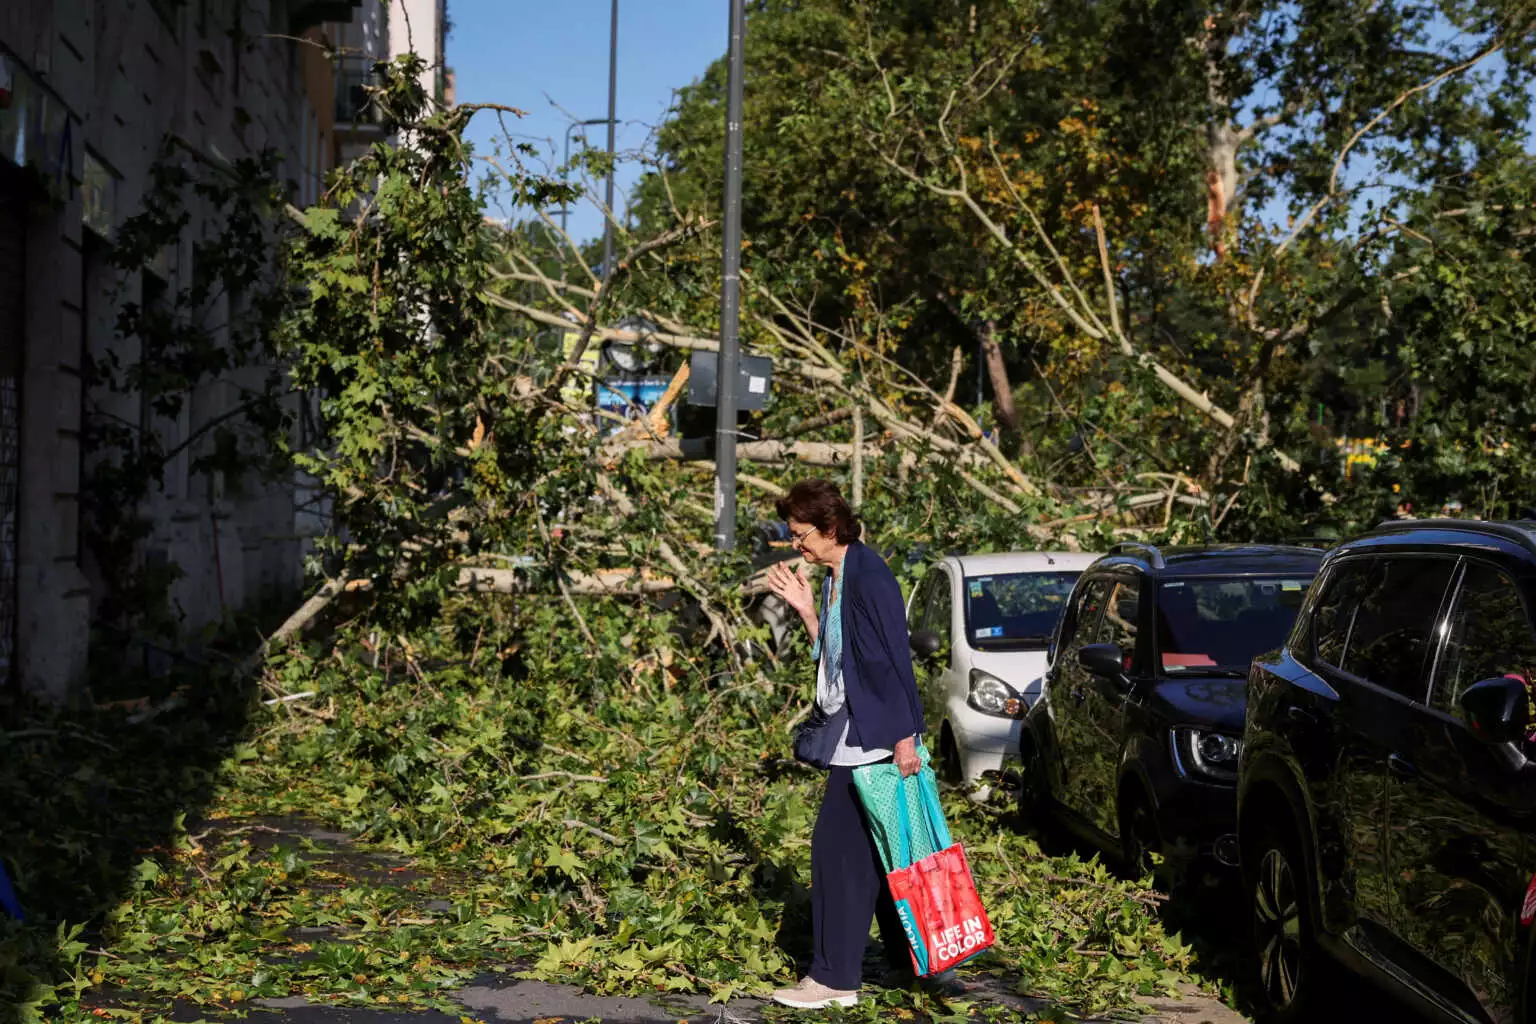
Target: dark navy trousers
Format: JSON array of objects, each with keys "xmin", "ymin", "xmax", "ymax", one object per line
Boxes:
[{"xmin": 808, "ymin": 762, "xmax": 911, "ymax": 991}]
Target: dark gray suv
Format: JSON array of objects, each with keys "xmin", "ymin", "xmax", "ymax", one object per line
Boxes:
[
  {"xmin": 1241, "ymin": 520, "xmax": 1536, "ymax": 1024},
  {"xmin": 1016, "ymin": 543, "xmax": 1320, "ymax": 882}
]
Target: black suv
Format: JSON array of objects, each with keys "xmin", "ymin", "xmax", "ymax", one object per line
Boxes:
[
  {"xmin": 1241, "ymin": 521, "xmax": 1536, "ymax": 1024},
  {"xmin": 1016, "ymin": 543, "xmax": 1321, "ymax": 880}
]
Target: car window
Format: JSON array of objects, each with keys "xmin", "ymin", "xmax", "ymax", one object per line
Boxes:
[
  {"xmin": 925, "ymin": 569, "xmax": 953, "ymax": 648},
  {"xmin": 964, "ymin": 570, "xmax": 1080, "ymax": 649},
  {"xmin": 1094, "ymin": 577, "xmax": 1141, "ymax": 666},
  {"xmin": 1310, "ymin": 559, "xmax": 1372, "ymax": 666},
  {"xmin": 908, "ymin": 573, "xmax": 936, "ymax": 633},
  {"xmin": 1339, "ymin": 557, "xmax": 1457, "ymax": 701},
  {"xmin": 1061, "ymin": 578, "xmax": 1111, "ymax": 653},
  {"xmin": 1157, "ymin": 576, "xmax": 1312, "ymax": 674},
  {"xmin": 1432, "ymin": 563, "xmax": 1536, "ymax": 724}
]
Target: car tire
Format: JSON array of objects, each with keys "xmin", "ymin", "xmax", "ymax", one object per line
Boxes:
[
  {"xmin": 1119, "ymin": 789, "xmax": 1162, "ymax": 883},
  {"xmin": 1016, "ymin": 737, "xmax": 1049, "ymax": 824},
  {"xmin": 1248, "ymin": 823, "xmax": 1328, "ymax": 1024},
  {"xmin": 939, "ymin": 726, "xmax": 963, "ymax": 785}
]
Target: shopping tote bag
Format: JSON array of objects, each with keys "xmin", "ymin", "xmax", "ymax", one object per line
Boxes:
[
  {"xmin": 855, "ymin": 768, "xmax": 995, "ymax": 976},
  {"xmin": 851, "ymin": 745, "xmax": 948, "ymax": 873}
]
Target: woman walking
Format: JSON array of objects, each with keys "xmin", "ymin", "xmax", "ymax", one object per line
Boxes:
[{"xmin": 764, "ymin": 478, "xmax": 927, "ymax": 1009}]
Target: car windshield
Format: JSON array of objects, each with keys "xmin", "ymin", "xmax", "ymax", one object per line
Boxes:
[
  {"xmin": 964, "ymin": 571, "xmax": 1081, "ymax": 649},
  {"xmin": 1157, "ymin": 575, "xmax": 1313, "ymax": 675}
]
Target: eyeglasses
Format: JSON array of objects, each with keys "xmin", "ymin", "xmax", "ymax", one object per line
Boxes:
[{"xmin": 788, "ymin": 526, "xmax": 818, "ymax": 546}]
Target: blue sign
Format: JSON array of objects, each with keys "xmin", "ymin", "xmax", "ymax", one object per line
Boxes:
[{"xmin": 596, "ymin": 376, "xmax": 674, "ymax": 433}]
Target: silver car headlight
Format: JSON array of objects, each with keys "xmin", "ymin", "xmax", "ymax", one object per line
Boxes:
[
  {"xmin": 968, "ymin": 669, "xmax": 1025, "ymax": 718},
  {"xmin": 1172, "ymin": 726, "xmax": 1243, "ymax": 782}
]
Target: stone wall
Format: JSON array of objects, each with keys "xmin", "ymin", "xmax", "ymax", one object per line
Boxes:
[{"xmin": 0, "ymin": 0, "xmax": 356, "ymax": 700}]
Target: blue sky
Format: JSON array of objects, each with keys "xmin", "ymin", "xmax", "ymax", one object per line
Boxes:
[{"xmin": 452, "ymin": 0, "xmax": 728, "ymax": 245}]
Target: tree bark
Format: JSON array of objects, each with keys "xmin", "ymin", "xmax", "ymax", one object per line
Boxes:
[
  {"xmin": 851, "ymin": 410, "xmax": 865, "ymax": 508},
  {"xmin": 1201, "ymin": 12, "xmax": 1250, "ymax": 260},
  {"xmin": 627, "ymin": 437, "xmax": 879, "ymax": 467},
  {"xmin": 979, "ymin": 319, "xmax": 1019, "ymax": 437}
]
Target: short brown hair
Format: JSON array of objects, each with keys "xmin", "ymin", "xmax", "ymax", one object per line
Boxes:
[{"xmin": 776, "ymin": 478, "xmax": 862, "ymax": 544}]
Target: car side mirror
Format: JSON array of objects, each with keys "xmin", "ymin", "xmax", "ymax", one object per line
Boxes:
[
  {"xmin": 1079, "ymin": 642, "xmax": 1129, "ymax": 687},
  {"xmin": 1459, "ymin": 676, "xmax": 1532, "ymax": 745},
  {"xmin": 910, "ymin": 629, "xmax": 942, "ymax": 659}
]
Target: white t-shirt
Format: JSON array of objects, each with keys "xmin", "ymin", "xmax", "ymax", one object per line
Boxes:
[{"xmin": 817, "ymin": 655, "xmax": 893, "ymax": 767}]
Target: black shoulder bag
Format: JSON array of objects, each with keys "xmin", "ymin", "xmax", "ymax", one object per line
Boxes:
[{"xmin": 793, "ymin": 574, "xmax": 848, "ymax": 769}]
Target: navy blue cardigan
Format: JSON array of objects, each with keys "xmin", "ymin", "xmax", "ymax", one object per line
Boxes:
[{"xmin": 832, "ymin": 540, "xmax": 926, "ymax": 750}]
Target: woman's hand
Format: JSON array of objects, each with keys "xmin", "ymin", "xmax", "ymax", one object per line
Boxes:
[
  {"xmin": 766, "ymin": 560, "xmax": 815, "ymax": 620},
  {"xmin": 894, "ymin": 736, "xmax": 921, "ymax": 777}
]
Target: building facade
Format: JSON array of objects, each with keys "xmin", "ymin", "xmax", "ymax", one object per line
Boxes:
[
  {"xmin": 333, "ymin": 0, "xmax": 450, "ymax": 166},
  {"xmin": 0, "ymin": 0, "xmax": 404, "ymax": 701}
]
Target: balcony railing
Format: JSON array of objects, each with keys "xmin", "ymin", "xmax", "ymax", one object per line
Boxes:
[{"xmin": 335, "ymin": 57, "xmax": 383, "ymax": 127}]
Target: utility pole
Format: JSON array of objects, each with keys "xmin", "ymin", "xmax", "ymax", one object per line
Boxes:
[
  {"xmin": 602, "ymin": 0, "xmax": 619, "ymax": 280},
  {"xmin": 715, "ymin": 0, "xmax": 746, "ymax": 551}
]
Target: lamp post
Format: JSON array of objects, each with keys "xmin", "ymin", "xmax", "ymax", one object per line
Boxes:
[
  {"xmin": 602, "ymin": 0, "xmax": 619, "ymax": 281},
  {"xmin": 557, "ymin": 2, "xmax": 619, "ymax": 273}
]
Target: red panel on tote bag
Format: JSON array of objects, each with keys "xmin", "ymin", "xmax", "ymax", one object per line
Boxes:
[
  {"xmin": 887, "ymin": 842, "xmax": 995, "ymax": 975},
  {"xmin": 883, "ymin": 774, "xmax": 994, "ymax": 976}
]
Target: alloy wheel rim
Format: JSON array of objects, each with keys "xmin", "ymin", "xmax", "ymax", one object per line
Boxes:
[{"xmin": 1254, "ymin": 846, "xmax": 1303, "ymax": 1009}]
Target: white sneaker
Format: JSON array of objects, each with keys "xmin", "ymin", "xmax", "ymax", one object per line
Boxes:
[{"xmin": 770, "ymin": 976, "xmax": 858, "ymax": 1009}]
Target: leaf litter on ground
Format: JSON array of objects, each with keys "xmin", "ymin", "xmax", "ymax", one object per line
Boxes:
[{"xmin": 3, "ymin": 595, "xmax": 1209, "ymax": 1023}]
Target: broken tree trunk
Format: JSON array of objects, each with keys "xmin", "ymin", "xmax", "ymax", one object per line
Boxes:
[{"xmin": 979, "ymin": 319, "xmax": 1019, "ymax": 437}]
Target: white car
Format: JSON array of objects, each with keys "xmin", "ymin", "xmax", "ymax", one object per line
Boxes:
[{"xmin": 906, "ymin": 551, "xmax": 1101, "ymax": 800}]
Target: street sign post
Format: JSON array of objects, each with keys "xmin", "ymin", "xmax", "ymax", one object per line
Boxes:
[
  {"xmin": 687, "ymin": 351, "xmax": 772, "ymax": 412},
  {"xmin": 715, "ymin": 0, "xmax": 747, "ymax": 552}
]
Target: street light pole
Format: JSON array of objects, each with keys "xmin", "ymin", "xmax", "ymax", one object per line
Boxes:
[
  {"xmin": 715, "ymin": 0, "xmax": 746, "ymax": 552},
  {"xmin": 602, "ymin": 0, "xmax": 619, "ymax": 280}
]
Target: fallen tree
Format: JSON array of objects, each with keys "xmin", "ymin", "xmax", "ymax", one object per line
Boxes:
[{"xmin": 250, "ymin": 57, "xmax": 1236, "ymax": 670}]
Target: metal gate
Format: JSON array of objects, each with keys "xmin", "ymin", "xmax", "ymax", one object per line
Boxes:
[{"xmin": 0, "ymin": 178, "xmax": 22, "ymax": 685}]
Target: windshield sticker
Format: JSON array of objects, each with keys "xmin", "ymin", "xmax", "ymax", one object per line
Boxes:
[
  {"xmin": 975, "ymin": 626, "xmax": 1004, "ymax": 639},
  {"xmin": 968, "ymin": 580, "xmax": 986, "ymax": 597},
  {"xmin": 1282, "ymin": 581, "xmax": 1304, "ymax": 591},
  {"xmin": 1162, "ymin": 581, "xmax": 1185, "ymax": 589}
]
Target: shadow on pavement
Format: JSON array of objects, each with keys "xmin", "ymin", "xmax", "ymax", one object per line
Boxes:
[{"xmin": 0, "ymin": 646, "xmax": 259, "ymax": 1022}]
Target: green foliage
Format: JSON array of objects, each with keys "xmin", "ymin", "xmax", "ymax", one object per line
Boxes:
[
  {"xmin": 89, "ymin": 596, "xmax": 1197, "ymax": 1017},
  {"xmin": 2, "ymin": 582, "xmax": 1207, "ymax": 1022},
  {"xmin": 624, "ymin": 0, "xmax": 1536, "ymax": 531},
  {"xmin": 0, "ymin": 656, "xmax": 256, "ymax": 1019},
  {"xmin": 20, "ymin": 4, "xmax": 1536, "ymax": 1017},
  {"xmin": 279, "ymin": 56, "xmax": 589, "ymax": 624}
]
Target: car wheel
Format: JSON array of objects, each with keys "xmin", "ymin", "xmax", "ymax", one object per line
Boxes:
[
  {"xmin": 1017, "ymin": 738, "xmax": 1048, "ymax": 823},
  {"xmin": 1120, "ymin": 790, "xmax": 1162, "ymax": 883},
  {"xmin": 1250, "ymin": 824, "xmax": 1326, "ymax": 1023},
  {"xmin": 939, "ymin": 726, "xmax": 963, "ymax": 785}
]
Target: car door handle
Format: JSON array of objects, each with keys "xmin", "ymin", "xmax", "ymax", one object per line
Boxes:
[
  {"xmin": 1388, "ymin": 754, "xmax": 1419, "ymax": 778},
  {"xmin": 1287, "ymin": 706, "xmax": 1318, "ymax": 725}
]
